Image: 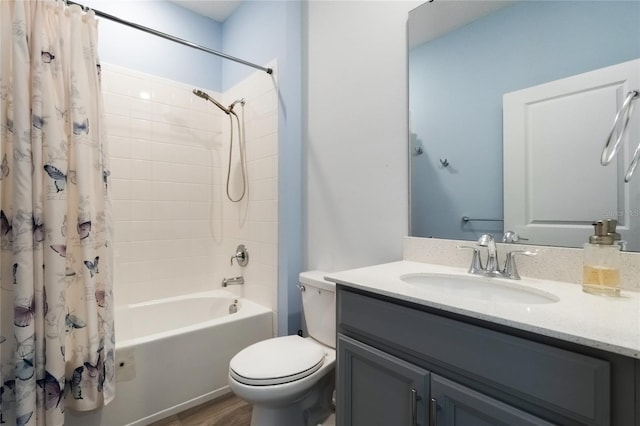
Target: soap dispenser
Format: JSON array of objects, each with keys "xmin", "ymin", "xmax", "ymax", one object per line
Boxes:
[{"xmin": 583, "ymin": 219, "xmax": 621, "ymax": 296}]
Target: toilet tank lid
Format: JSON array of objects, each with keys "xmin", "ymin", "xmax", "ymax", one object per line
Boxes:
[{"xmin": 299, "ymin": 270, "xmax": 335, "ymax": 292}]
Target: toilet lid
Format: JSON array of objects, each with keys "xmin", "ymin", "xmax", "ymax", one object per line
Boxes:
[{"xmin": 229, "ymin": 335, "xmax": 326, "ymax": 386}]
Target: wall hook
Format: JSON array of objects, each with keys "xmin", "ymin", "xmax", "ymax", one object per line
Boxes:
[{"xmin": 440, "ymin": 158, "xmax": 450, "ymax": 167}]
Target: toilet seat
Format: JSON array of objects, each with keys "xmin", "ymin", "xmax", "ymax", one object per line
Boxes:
[{"xmin": 229, "ymin": 335, "xmax": 326, "ymax": 386}]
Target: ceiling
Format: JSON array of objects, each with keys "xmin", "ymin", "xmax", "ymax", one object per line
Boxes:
[
  {"xmin": 408, "ymin": 1, "xmax": 512, "ymax": 49},
  {"xmin": 171, "ymin": 0, "xmax": 244, "ymax": 22}
]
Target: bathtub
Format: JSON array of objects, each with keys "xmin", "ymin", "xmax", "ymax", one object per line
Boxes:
[{"xmin": 66, "ymin": 290, "xmax": 272, "ymax": 426}]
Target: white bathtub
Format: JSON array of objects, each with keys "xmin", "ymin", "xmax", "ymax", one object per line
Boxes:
[{"xmin": 66, "ymin": 290, "xmax": 273, "ymax": 426}]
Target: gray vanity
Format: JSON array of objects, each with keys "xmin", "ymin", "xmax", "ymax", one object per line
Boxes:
[{"xmin": 327, "ymin": 262, "xmax": 640, "ymax": 426}]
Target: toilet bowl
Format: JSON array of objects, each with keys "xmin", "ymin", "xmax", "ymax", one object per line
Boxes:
[{"xmin": 228, "ymin": 271, "xmax": 336, "ymax": 426}]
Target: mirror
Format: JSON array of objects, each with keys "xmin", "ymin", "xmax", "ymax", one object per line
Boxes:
[{"xmin": 408, "ymin": 0, "xmax": 640, "ymax": 250}]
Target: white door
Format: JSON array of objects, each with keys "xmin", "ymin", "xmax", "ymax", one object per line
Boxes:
[{"xmin": 503, "ymin": 59, "xmax": 640, "ymax": 250}]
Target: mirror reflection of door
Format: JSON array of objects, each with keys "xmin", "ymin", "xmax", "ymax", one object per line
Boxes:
[
  {"xmin": 409, "ymin": 1, "xmax": 640, "ymax": 249},
  {"xmin": 504, "ymin": 60, "xmax": 640, "ymax": 251}
]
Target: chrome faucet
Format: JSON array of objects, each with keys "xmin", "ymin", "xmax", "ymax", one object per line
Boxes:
[
  {"xmin": 458, "ymin": 233, "xmax": 536, "ymax": 280},
  {"xmin": 502, "ymin": 250, "xmax": 536, "ymax": 280},
  {"xmin": 456, "ymin": 245, "xmax": 484, "ymax": 275},
  {"xmin": 477, "ymin": 234, "xmax": 499, "ymax": 274}
]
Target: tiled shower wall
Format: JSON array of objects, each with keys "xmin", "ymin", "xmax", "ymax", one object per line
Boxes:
[{"xmin": 102, "ymin": 63, "xmax": 278, "ymax": 331}]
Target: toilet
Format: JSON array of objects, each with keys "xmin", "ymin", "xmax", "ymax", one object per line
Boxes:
[{"xmin": 228, "ymin": 271, "xmax": 336, "ymax": 426}]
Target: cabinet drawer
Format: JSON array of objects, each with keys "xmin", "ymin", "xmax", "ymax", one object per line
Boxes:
[{"xmin": 338, "ymin": 289, "xmax": 610, "ymax": 426}]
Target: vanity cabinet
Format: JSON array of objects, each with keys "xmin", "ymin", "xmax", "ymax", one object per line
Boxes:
[
  {"xmin": 338, "ymin": 335, "xmax": 429, "ymax": 425},
  {"xmin": 338, "ymin": 334, "xmax": 551, "ymax": 426},
  {"xmin": 336, "ymin": 286, "xmax": 638, "ymax": 426}
]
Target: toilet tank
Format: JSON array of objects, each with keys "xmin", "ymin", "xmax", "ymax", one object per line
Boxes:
[{"xmin": 299, "ymin": 271, "xmax": 336, "ymax": 349}]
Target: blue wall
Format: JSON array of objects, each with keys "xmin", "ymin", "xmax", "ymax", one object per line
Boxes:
[
  {"xmin": 83, "ymin": 0, "xmax": 223, "ymax": 91},
  {"xmin": 409, "ymin": 1, "xmax": 640, "ymax": 241},
  {"xmin": 223, "ymin": 1, "xmax": 281, "ymax": 90}
]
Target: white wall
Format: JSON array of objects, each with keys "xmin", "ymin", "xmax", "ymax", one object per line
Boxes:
[
  {"xmin": 304, "ymin": 1, "xmax": 421, "ymax": 273},
  {"xmin": 103, "ymin": 63, "xmax": 279, "ymax": 330},
  {"xmin": 221, "ymin": 63, "xmax": 280, "ymax": 334},
  {"xmin": 104, "ymin": 64, "xmax": 221, "ymax": 304}
]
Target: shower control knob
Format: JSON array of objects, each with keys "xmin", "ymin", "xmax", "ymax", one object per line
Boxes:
[{"xmin": 230, "ymin": 244, "xmax": 249, "ymax": 267}]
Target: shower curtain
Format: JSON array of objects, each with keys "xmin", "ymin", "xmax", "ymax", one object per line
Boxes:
[{"xmin": 0, "ymin": 1, "xmax": 114, "ymax": 425}]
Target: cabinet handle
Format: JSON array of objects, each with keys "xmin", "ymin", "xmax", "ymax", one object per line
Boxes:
[
  {"xmin": 429, "ymin": 398, "xmax": 437, "ymax": 426},
  {"xmin": 410, "ymin": 388, "xmax": 418, "ymax": 426}
]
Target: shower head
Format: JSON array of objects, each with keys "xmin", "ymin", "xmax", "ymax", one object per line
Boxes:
[{"xmin": 192, "ymin": 89, "xmax": 230, "ymax": 115}]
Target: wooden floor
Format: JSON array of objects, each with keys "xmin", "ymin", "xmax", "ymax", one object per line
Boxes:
[{"xmin": 150, "ymin": 394, "xmax": 252, "ymax": 426}]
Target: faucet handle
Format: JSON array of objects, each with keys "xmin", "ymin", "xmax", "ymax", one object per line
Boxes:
[
  {"xmin": 457, "ymin": 245, "xmax": 484, "ymax": 274},
  {"xmin": 502, "ymin": 231, "xmax": 529, "ymax": 243},
  {"xmin": 230, "ymin": 244, "xmax": 249, "ymax": 267},
  {"xmin": 477, "ymin": 233, "xmax": 495, "ymax": 245},
  {"xmin": 503, "ymin": 250, "xmax": 537, "ymax": 280}
]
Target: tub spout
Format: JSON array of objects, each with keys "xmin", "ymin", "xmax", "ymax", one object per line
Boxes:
[{"xmin": 222, "ymin": 276, "xmax": 244, "ymax": 287}]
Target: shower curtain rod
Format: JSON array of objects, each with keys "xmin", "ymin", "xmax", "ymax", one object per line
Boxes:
[{"xmin": 66, "ymin": 1, "xmax": 273, "ymax": 75}]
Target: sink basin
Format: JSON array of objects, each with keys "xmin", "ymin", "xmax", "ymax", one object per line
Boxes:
[{"xmin": 400, "ymin": 273, "xmax": 559, "ymax": 305}]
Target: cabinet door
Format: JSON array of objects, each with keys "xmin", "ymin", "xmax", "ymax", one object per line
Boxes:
[
  {"xmin": 431, "ymin": 374, "xmax": 555, "ymax": 426},
  {"xmin": 337, "ymin": 334, "xmax": 430, "ymax": 426}
]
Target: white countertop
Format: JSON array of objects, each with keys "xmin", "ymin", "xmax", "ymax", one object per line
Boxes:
[{"xmin": 326, "ymin": 261, "xmax": 640, "ymax": 359}]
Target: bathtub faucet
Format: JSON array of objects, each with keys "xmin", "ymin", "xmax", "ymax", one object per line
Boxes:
[{"xmin": 222, "ymin": 276, "xmax": 245, "ymax": 287}]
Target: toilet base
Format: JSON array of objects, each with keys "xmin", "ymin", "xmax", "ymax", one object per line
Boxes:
[{"xmin": 249, "ymin": 373, "xmax": 335, "ymax": 426}]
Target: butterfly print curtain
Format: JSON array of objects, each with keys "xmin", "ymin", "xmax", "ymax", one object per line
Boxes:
[{"xmin": 0, "ymin": 1, "xmax": 114, "ymax": 424}]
